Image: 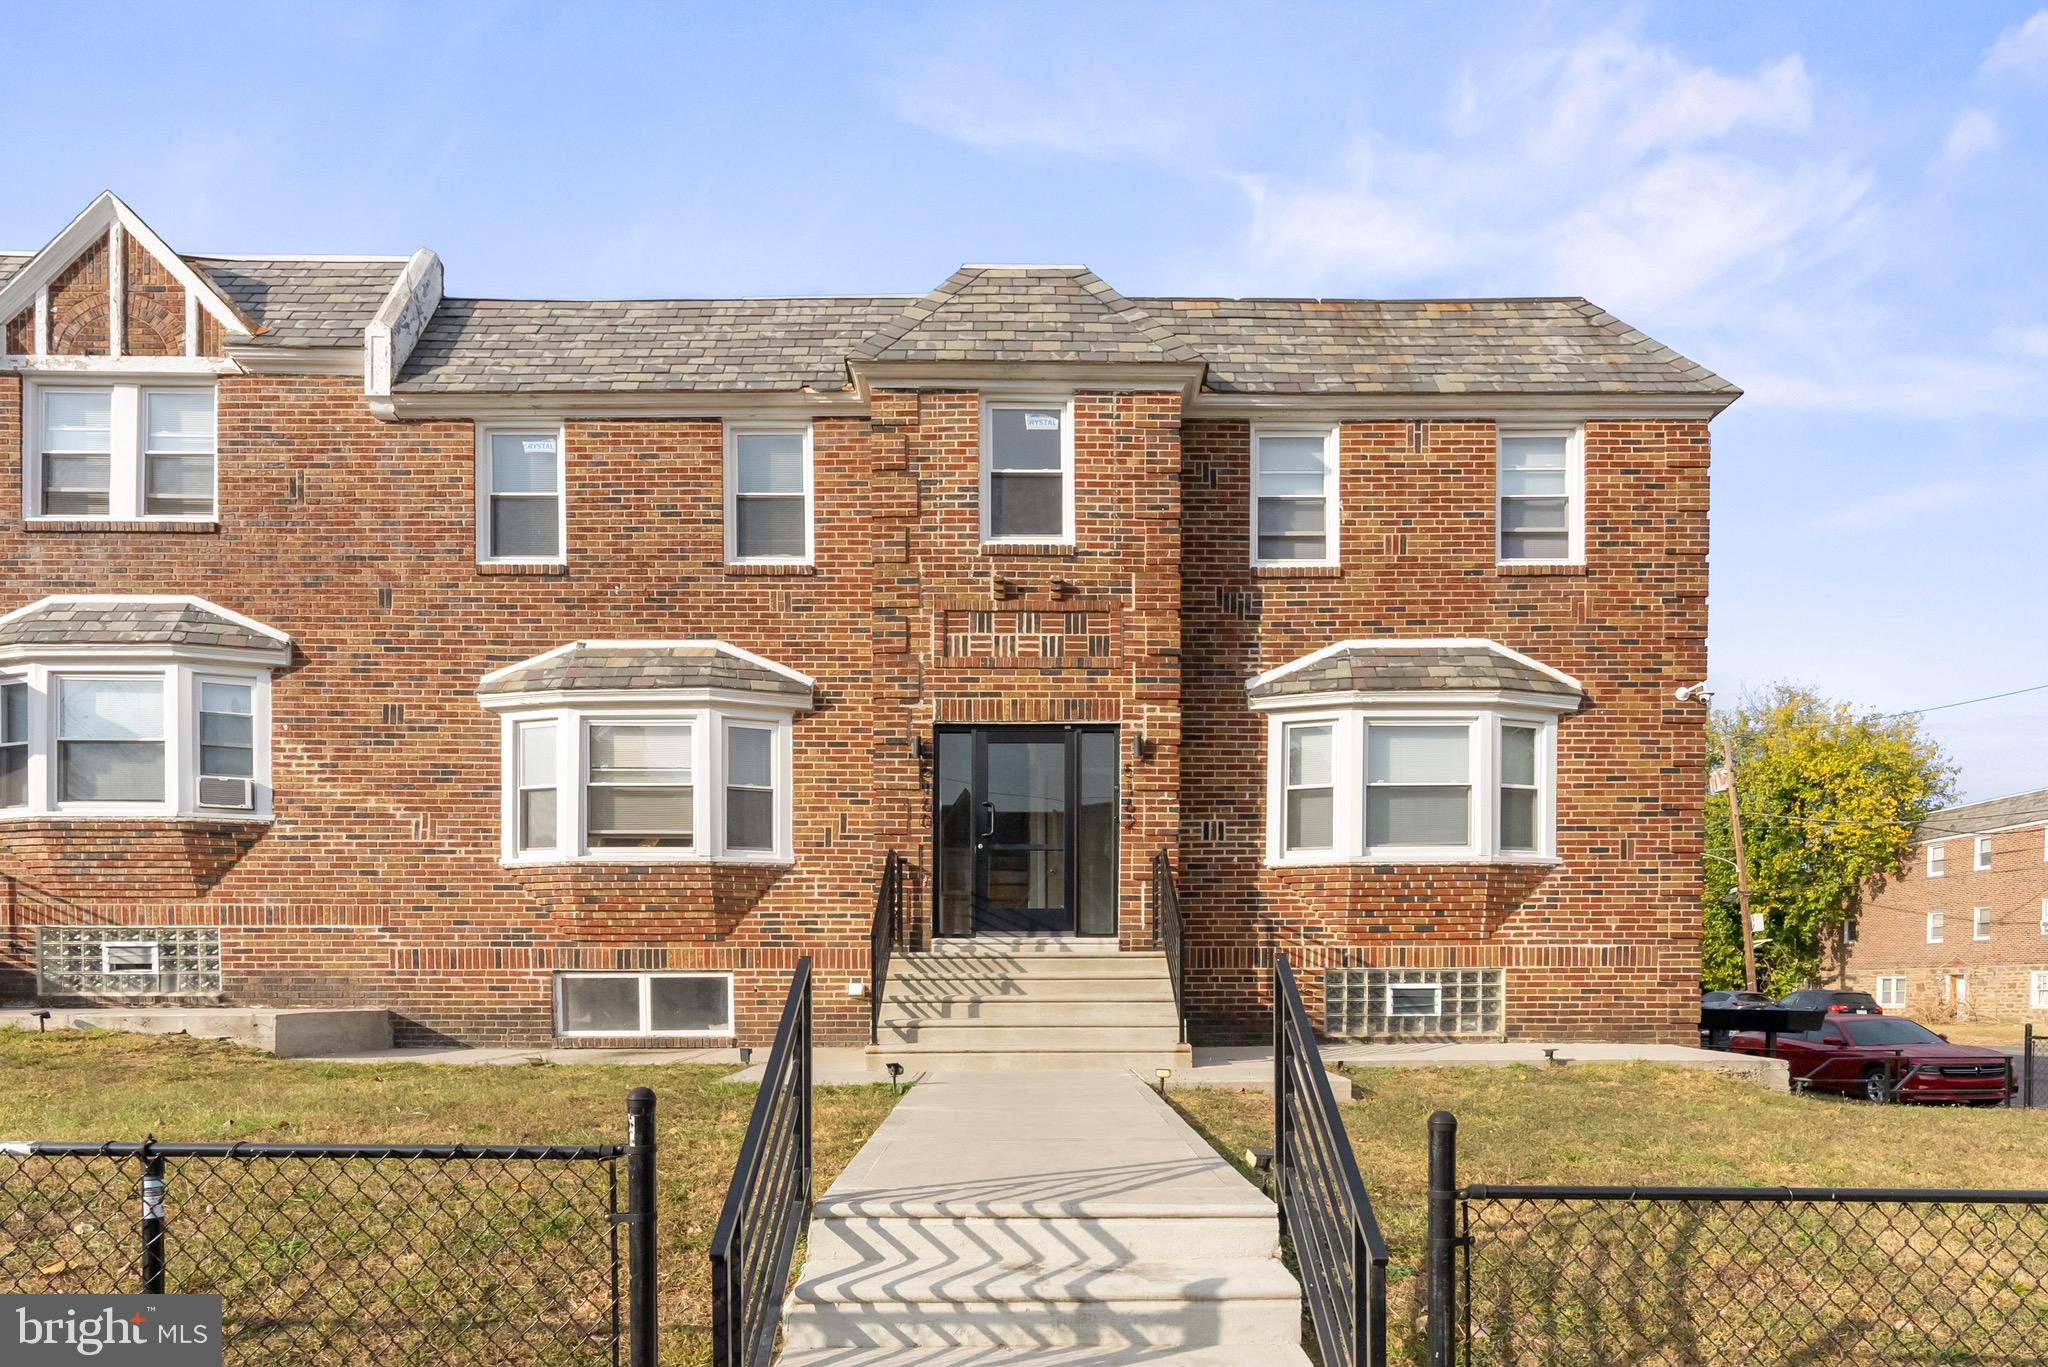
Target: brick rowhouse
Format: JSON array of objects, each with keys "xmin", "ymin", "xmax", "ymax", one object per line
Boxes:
[{"xmin": 0, "ymin": 197, "xmax": 1734, "ymax": 1047}]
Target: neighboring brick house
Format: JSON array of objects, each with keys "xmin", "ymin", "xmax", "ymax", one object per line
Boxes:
[
  {"xmin": 0, "ymin": 192, "xmax": 1733, "ymax": 1048},
  {"xmin": 1841, "ymin": 789, "xmax": 2048, "ymax": 1025}
]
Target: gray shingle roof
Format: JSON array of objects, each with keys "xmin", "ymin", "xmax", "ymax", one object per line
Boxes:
[
  {"xmin": 481, "ymin": 642, "xmax": 813, "ymax": 706},
  {"xmin": 0, "ymin": 252, "xmax": 29, "ymax": 292},
  {"xmin": 1137, "ymin": 296, "xmax": 1736, "ymax": 395},
  {"xmin": 1248, "ymin": 641, "xmax": 1581, "ymax": 702},
  {"xmin": 0, "ymin": 597, "xmax": 290, "ymax": 659},
  {"xmin": 186, "ymin": 257, "xmax": 406, "ymax": 348},
  {"xmin": 397, "ymin": 296, "xmax": 908, "ymax": 393},
  {"xmin": 1919, "ymin": 789, "xmax": 2048, "ymax": 841},
  {"xmin": 852, "ymin": 266, "xmax": 1203, "ymax": 365}
]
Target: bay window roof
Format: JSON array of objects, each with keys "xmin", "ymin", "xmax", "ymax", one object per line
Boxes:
[
  {"xmin": 478, "ymin": 640, "xmax": 813, "ymax": 708},
  {"xmin": 0, "ymin": 595, "xmax": 291, "ymax": 664},
  {"xmin": 1246, "ymin": 639, "xmax": 1582, "ymax": 709}
]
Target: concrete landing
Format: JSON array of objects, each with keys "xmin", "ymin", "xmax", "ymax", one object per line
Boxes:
[
  {"xmin": 0, "ymin": 1006, "xmax": 390, "ymax": 1057},
  {"xmin": 782, "ymin": 1069, "xmax": 1310, "ymax": 1361}
]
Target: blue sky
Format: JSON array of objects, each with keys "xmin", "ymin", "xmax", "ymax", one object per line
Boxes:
[{"xmin": 7, "ymin": 2, "xmax": 2044, "ymax": 800}]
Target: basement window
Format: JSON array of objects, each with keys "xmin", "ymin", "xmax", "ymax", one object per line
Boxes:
[
  {"xmin": 554, "ymin": 972, "xmax": 734, "ymax": 1037},
  {"xmin": 37, "ymin": 925, "xmax": 221, "ymax": 996},
  {"xmin": 1326, "ymin": 967, "xmax": 1503, "ymax": 1039}
]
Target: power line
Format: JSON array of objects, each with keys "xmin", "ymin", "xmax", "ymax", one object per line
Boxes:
[{"xmin": 1875, "ymin": 681, "xmax": 2048, "ymax": 720}]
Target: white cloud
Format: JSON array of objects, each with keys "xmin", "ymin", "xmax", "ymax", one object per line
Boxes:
[
  {"xmin": 1940, "ymin": 107, "xmax": 2002, "ymax": 165},
  {"xmin": 1983, "ymin": 9, "xmax": 2048, "ymax": 79},
  {"xmin": 1814, "ymin": 478, "xmax": 1983, "ymax": 532}
]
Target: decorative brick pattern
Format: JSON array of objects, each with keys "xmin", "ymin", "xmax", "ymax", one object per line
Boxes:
[
  {"xmin": 3, "ymin": 307, "xmax": 29, "ymax": 355},
  {"xmin": 123, "ymin": 230, "xmax": 185, "ymax": 356},
  {"xmin": 46, "ymin": 234, "xmax": 109, "ymax": 356},
  {"xmin": 939, "ymin": 606, "xmax": 1118, "ymax": 663}
]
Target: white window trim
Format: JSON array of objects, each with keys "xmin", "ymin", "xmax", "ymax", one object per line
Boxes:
[
  {"xmin": 497, "ymin": 701, "xmax": 794, "ymax": 866},
  {"xmin": 1496, "ymin": 424, "xmax": 1585, "ymax": 567},
  {"xmin": 2032, "ymin": 970, "xmax": 2048, "ymax": 1011},
  {"xmin": 1975, "ymin": 835, "xmax": 1993, "ymax": 871},
  {"xmin": 2040, "ymin": 898, "xmax": 2047, "ymax": 936},
  {"xmin": 552, "ymin": 971, "xmax": 736, "ymax": 1038},
  {"xmin": 979, "ymin": 397, "xmax": 1076, "ymax": 546},
  {"xmin": 723, "ymin": 421, "xmax": 814, "ymax": 565},
  {"xmin": 1249, "ymin": 423, "xmax": 1340, "ymax": 569},
  {"xmin": 475, "ymin": 422, "xmax": 568, "ymax": 566},
  {"xmin": 100, "ymin": 941, "xmax": 161, "ymax": 975},
  {"xmin": 1279, "ymin": 718, "xmax": 1339, "ymax": 855},
  {"xmin": 1876, "ymin": 975, "xmax": 1907, "ymax": 1009},
  {"xmin": 0, "ymin": 661, "xmax": 272, "ymax": 821},
  {"xmin": 1974, "ymin": 905, "xmax": 1992, "ymax": 941},
  {"xmin": 23, "ymin": 379, "xmax": 217, "ymax": 523},
  {"xmin": 1262, "ymin": 705, "xmax": 1559, "ymax": 867},
  {"xmin": 1927, "ymin": 842, "xmax": 1945, "ymax": 877},
  {"xmin": 1927, "ymin": 910, "xmax": 1944, "ymax": 944}
]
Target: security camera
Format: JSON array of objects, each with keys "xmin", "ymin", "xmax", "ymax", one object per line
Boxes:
[{"xmin": 1674, "ymin": 683, "xmax": 1710, "ymax": 703}]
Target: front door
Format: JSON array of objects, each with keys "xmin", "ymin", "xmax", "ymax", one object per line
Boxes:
[{"xmin": 933, "ymin": 726, "xmax": 1118, "ymax": 937}]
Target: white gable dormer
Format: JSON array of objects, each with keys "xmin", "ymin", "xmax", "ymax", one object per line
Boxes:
[{"xmin": 0, "ymin": 192, "xmax": 253, "ymax": 367}]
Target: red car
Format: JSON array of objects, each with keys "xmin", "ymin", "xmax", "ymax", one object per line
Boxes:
[{"xmin": 1729, "ymin": 1015, "xmax": 2013, "ymax": 1105}]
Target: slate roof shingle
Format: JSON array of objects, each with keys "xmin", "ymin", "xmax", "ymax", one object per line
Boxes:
[
  {"xmin": 852, "ymin": 266, "xmax": 1204, "ymax": 366},
  {"xmin": 481, "ymin": 642, "xmax": 813, "ymax": 706},
  {"xmin": 1918, "ymin": 789, "xmax": 2048, "ymax": 842},
  {"xmin": 186, "ymin": 257, "xmax": 407, "ymax": 349},
  {"xmin": 0, "ymin": 598, "xmax": 290, "ymax": 659},
  {"xmin": 1248, "ymin": 641, "xmax": 1582, "ymax": 702},
  {"xmin": 1138, "ymin": 296, "xmax": 1737, "ymax": 395},
  {"xmin": 397, "ymin": 296, "xmax": 910, "ymax": 394}
]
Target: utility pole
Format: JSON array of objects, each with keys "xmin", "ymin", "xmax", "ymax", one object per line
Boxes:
[{"xmin": 1719, "ymin": 734, "xmax": 1760, "ymax": 994}]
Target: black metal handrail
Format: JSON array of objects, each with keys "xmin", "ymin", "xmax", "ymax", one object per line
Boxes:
[
  {"xmin": 709, "ymin": 958, "xmax": 813, "ymax": 1367},
  {"xmin": 1273, "ymin": 952, "xmax": 1389, "ymax": 1367},
  {"xmin": 1152, "ymin": 849, "xmax": 1187, "ymax": 1044},
  {"xmin": 869, "ymin": 850, "xmax": 904, "ymax": 1046}
]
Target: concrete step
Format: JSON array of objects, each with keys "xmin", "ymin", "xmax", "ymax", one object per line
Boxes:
[
  {"xmin": 863, "ymin": 1046, "xmax": 1193, "ymax": 1072},
  {"xmin": 886, "ymin": 977, "xmax": 1176, "ymax": 1003},
  {"xmin": 878, "ymin": 1022, "xmax": 1182, "ymax": 1050},
  {"xmin": 880, "ymin": 999, "xmax": 1181, "ymax": 1027},
  {"xmin": 808, "ymin": 1210, "xmax": 1279, "ymax": 1265},
  {"xmin": 892, "ymin": 956, "xmax": 1168, "ymax": 982},
  {"xmin": 919, "ymin": 936, "xmax": 1130, "ymax": 956},
  {"xmin": 778, "ymin": 1347, "xmax": 1314, "ymax": 1367},
  {"xmin": 782, "ymin": 1255, "xmax": 1304, "ymax": 1350}
]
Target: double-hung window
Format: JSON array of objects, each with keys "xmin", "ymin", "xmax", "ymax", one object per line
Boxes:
[
  {"xmin": 1927, "ymin": 842, "xmax": 1945, "ymax": 877},
  {"xmin": 725, "ymin": 425, "xmax": 812, "ymax": 563},
  {"xmin": 1366, "ymin": 725, "xmax": 1472, "ymax": 850},
  {"xmin": 724, "ymin": 722, "xmax": 776, "ymax": 853},
  {"xmin": 58, "ymin": 676, "xmax": 165, "ymax": 803},
  {"xmin": 514, "ymin": 720, "xmax": 558, "ymax": 855},
  {"xmin": 1499, "ymin": 724, "xmax": 1540, "ymax": 853},
  {"xmin": 29, "ymin": 383, "xmax": 215, "ymax": 521},
  {"xmin": 1975, "ymin": 835, "xmax": 1993, "ymax": 871},
  {"xmin": 1974, "ymin": 905, "xmax": 1992, "ymax": 941},
  {"xmin": 0, "ymin": 679, "xmax": 25, "ymax": 809},
  {"xmin": 982, "ymin": 400, "xmax": 1072, "ymax": 543},
  {"xmin": 1877, "ymin": 976, "xmax": 1907, "ymax": 1009},
  {"xmin": 585, "ymin": 723, "xmax": 694, "ymax": 850},
  {"xmin": 1497, "ymin": 427, "xmax": 1581, "ymax": 564},
  {"xmin": 1251, "ymin": 426, "xmax": 1337, "ymax": 566},
  {"xmin": 195, "ymin": 679, "xmax": 256, "ymax": 808},
  {"xmin": 1927, "ymin": 910, "xmax": 1944, "ymax": 944},
  {"xmin": 477, "ymin": 426, "xmax": 564, "ymax": 564},
  {"xmin": 1281, "ymin": 722, "xmax": 1335, "ymax": 854}
]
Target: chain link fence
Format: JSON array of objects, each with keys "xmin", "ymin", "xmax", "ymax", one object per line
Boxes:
[{"xmin": 0, "ymin": 1093, "xmax": 656, "ymax": 1366}]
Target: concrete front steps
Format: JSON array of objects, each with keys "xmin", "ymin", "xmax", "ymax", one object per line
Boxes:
[
  {"xmin": 780, "ymin": 1070, "xmax": 1311, "ymax": 1364},
  {"xmin": 868, "ymin": 936, "xmax": 1192, "ymax": 1073}
]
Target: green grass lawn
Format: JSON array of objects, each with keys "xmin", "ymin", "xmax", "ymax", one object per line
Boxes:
[
  {"xmin": 1176, "ymin": 1063, "xmax": 2048, "ymax": 1365},
  {"xmin": 0, "ymin": 1028, "xmax": 898, "ymax": 1366}
]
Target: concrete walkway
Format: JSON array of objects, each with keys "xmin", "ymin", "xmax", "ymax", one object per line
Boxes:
[{"xmin": 779, "ymin": 1069, "xmax": 1310, "ymax": 1364}]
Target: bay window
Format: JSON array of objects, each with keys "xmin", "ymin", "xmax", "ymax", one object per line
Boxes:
[
  {"xmin": 59, "ymin": 676, "xmax": 165, "ymax": 803},
  {"xmin": 1, "ymin": 679, "xmax": 26, "ymax": 809},
  {"xmin": 27, "ymin": 382, "xmax": 216, "ymax": 521},
  {"xmin": 514, "ymin": 720, "xmax": 557, "ymax": 855},
  {"xmin": 586, "ymin": 722, "xmax": 694, "ymax": 850},
  {"xmin": 1266, "ymin": 710, "xmax": 1557, "ymax": 864}
]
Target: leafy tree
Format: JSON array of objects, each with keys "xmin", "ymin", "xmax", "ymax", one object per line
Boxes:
[{"xmin": 1701, "ymin": 684, "xmax": 1955, "ymax": 994}]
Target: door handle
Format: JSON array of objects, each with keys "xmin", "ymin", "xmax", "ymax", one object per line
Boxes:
[{"xmin": 981, "ymin": 800, "xmax": 996, "ymax": 840}]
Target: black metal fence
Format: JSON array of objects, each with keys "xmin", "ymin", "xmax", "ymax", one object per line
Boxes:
[
  {"xmin": 869, "ymin": 850, "xmax": 904, "ymax": 1046},
  {"xmin": 1425, "ymin": 1110, "xmax": 2048, "ymax": 1366},
  {"xmin": 1153, "ymin": 849, "xmax": 1187, "ymax": 1043},
  {"xmin": 0, "ymin": 1091, "xmax": 657, "ymax": 1366},
  {"xmin": 1274, "ymin": 952, "xmax": 1389, "ymax": 1367},
  {"xmin": 709, "ymin": 957, "xmax": 813, "ymax": 1367},
  {"xmin": 2015, "ymin": 1023, "xmax": 2047, "ymax": 1109}
]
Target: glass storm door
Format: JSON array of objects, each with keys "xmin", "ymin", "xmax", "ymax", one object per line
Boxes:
[{"xmin": 933, "ymin": 727, "xmax": 1118, "ymax": 937}]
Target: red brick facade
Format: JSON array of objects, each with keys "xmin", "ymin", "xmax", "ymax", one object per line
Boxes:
[{"xmin": 0, "ymin": 210, "xmax": 1720, "ymax": 1048}]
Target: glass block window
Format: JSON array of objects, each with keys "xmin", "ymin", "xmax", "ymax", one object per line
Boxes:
[
  {"xmin": 37, "ymin": 925, "xmax": 221, "ymax": 996},
  {"xmin": 1324, "ymin": 966, "xmax": 1504, "ymax": 1039}
]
